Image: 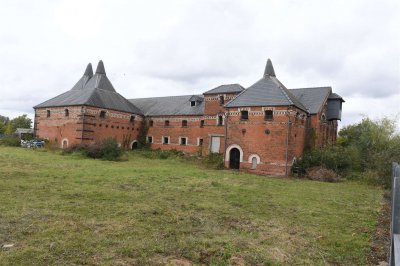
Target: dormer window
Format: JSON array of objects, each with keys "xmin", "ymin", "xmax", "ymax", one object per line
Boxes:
[
  {"xmin": 219, "ymin": 95, "xmax": 224, "ymax": 105},
  {"xmin": 264, "ymin": 110, "xmax": 273, "ymax": 121},
  {"xmin": 240, "ymin": 111, "xmax": 249, "ymax": 120},
  {"xmin": 100, "ymin": 110, "xmax": 106, "ymax": 118},
  {"xmin": 65, "ymin": 109, "xmax": 69, "ymax": 117},
  {"xmin": 190, "ymin": 101, "xmax": 196, "ymax": 107}
]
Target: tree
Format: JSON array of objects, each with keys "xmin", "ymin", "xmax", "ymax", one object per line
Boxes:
[
  {"xmin": 338, "ymin": 116, "xmax": 400, "ymax": 187},
  {"xmin": 0, "ymin": 115, "xmax": 9, "ymax": 134},
  {"xmin": 9, "ymin": 114, "xmax": 32, "ymax": 131}
]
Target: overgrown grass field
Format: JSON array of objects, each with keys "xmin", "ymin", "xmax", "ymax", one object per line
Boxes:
[{"xmin": 0, "ymin": 147, "xmax": 383, "ymax": 265}]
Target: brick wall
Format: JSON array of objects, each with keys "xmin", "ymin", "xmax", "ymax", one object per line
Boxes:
[{"xmin": 34, "ymin": 106, "xmax": 141, "ymax": 148}]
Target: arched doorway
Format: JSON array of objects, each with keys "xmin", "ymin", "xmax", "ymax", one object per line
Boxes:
[
  {"xmin": 131, "ymin": 141, "xmax": 138, "ymax": 150},
  {"xmin": 229, "ymin": 148, "xmax": 240, "ymax": 169}
]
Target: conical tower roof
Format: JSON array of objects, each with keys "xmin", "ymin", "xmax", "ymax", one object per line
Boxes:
[{"xmin": 226, "ymin": 59, "xmax": 307, "ymax": 112}]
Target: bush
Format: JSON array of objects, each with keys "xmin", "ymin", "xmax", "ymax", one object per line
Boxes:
[
  {"xmin": 0, "ymin": 136, "xmax": 20, "ymax": 147},
  {"xmin": 136, "ymin": 149, "xmax": 184, "ymax": 160},
  {"xmin": 293, "ymin": 145, "xmax": 361, "ymax": 177},
  {"xmin": 63, "ymin": 138, "xmax": 123, "ymax": 161},
  {"xmin": 202, "ymin": 153, "xmax": 224, "ymax": 169}
]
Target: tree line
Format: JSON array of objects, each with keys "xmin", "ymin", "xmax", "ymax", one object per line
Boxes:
[
  {"xmin": 0, "ymin": 114, "xmax": 32, "ymax": 135},
  {"xmin": 294, "ymin": 116, "xmax": 400, "ymax": 187}
]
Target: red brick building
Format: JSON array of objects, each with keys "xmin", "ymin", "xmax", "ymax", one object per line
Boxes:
[{"xmin": 34, "ymin": 59, "xmax": 344, "ymax": 175}]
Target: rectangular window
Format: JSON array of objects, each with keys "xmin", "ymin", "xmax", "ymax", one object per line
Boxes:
[
  {"xmin": 198, "ymin": 138, "xmax": 203, "ymax": 146},
  {"xmin": 264, "ymin": 110, "xmax": 273, "ymax": 120},
  {"xmin": 147, "ymin": 136, "xmax": 153, "ymax": 143},
  {"xmin": 149, "ymin": 120, "xmax": 154, "ymax": 127},
  {"xmin": 100, "ymin": 110, "xmax": 106, "ymax": 118},
  {"xmin": 180, "ymin": 137, "xmax": 187, "ymax": 145},
  {"xmin": 47, "ymin": 110, "xmax": 51, "ymax": 117},
  {"xmin": 217, "ymin": 115, "xmax": 223, "ymax": 126},
  {"xmin": 200, "ymin": 120, "xmax": 205, "ymax": 128},
  {"xmin": 182, "ymin": 120, "xmax": 188, "ymax": 127},
  {"xmin": 219, "ymin": 95, "xmax": 224, "ymax": 105},
  {"xmin": 190, "ymin": 101, "xmax": 196, "ymax": 107},
  {"xmin": 241, "ymin": 111, "xmax": 249, "ymax": 120},
  {"xmin": 65, "ymin": 109, "xmax": 69, "ymax": 117},
  {"xmin": 130, "ymin": 115, "xmax": 135, "ymax": 123},
  {"xmin": 165, "ymin": 120, "xmax": 170, "ymax": 127},
  {"xmin": 163, "ymin": 136, "xmax": 170, "ymax": 144}
]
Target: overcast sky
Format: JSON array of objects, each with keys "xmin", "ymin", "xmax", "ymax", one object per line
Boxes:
[{"xmin": 0, "ymin": 0, "xmax": 399, "ymax": 127}]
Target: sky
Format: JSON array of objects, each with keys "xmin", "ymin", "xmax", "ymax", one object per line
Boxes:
[{"xmin": 0, "ymin": 0, "xmax": 399, "ymax": 128}]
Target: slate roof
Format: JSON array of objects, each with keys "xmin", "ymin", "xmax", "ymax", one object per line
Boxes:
[
  {"xmin": 129, "ymin": 95, "xmax": 204, "ymax": 116},
  {"xmin": 289, "ymin": 87, "xmax": 332, "ymax": 114},
  {"xmin": 328, "ymin": 92, "xmax": 345, "ymax": 101},
  {"xmin": 225, "ymin": 60, "xmax": 308, "ymax": 112},
  {"xmin": 203, "ymin": 84, "xmax": 245, "ymax": 95},
  {"xmin": 34, "ymin": 61, "xmax": 142, "ymax": 115}
]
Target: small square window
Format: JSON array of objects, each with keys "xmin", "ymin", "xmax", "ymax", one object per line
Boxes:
[
  {"xmin": 241, "ymin": 111, "xmax": 249, "ymax": 120},
  {"xmin": 182, "ymin": 120, "xmax": 188, "ymax": 127},
  {"xmin": 190, "ymin": 101, "xmax": 196, "ymax": 107},
  {"xmin": 180, "ymin": 137, "xmax": 187, "ymax": 145},
  {"xmin": 265, "ymin": 110, "xmax": 273, "ymax": 120},
  {"xmin": 100, "ymin": 111, "xmax": 106, "ymax": 118}
]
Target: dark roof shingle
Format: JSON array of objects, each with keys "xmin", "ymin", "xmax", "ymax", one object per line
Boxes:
[
  {"xmin": 34, "ymin": 61, "xmax": 142, "ymax": 114},
  {"xmin": 129, "ymin": 95, "xmax": 204, "ymax": 116},
  {"xmin": 203, "ymin": 84, "xmax": 244, "ymax": 95}
]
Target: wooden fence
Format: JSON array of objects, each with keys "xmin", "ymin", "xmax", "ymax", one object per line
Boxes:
[{"xmin": 390, "ymin": 162, "xmax": 400, "ymax": 265}]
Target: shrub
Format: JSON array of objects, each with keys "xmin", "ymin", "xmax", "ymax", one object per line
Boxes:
[
  {"xmin": 0, "ymin": 136, "xmax": 20, "ymax": 147},
  {"xmin": 136, "ymin": 149, "xmax": 184, "ymax": 160},
  {"xmin": 202, "ymin": 153, "xmax": 224, "ymax": 169},
  {"xmin": 63, "ymin": 138, "xmax": 122, "ymax": 161}
]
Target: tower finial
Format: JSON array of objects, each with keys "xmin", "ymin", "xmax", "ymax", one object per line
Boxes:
[
  {"xmin": 263, "ymin": 58, "xmax": 276, "ymax": 77},
  {"xmin": 95, "ymin": 60, "xmax": 106, "ymax": 75},
  {"xmin": 84, "ymin": 63, "xmax": 93, "ymax": 77}
]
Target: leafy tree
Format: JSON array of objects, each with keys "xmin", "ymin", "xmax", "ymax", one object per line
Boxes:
[
  {"xmin": 4, "ymin": 123, "xmax": 14, "ymax": 135},
  {"xmin": 9, "ymin": 114, "xmax": 32, "ymax": 130},
  {"xmin": 0, "ymin": 115, "xmax": 9, "ymax": 134}
]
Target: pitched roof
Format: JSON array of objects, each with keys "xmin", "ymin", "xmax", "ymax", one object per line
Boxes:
[
  {"xmin": 203, "ymin": 84, "xmax": 245, "ymax": 95},
  {"xmin": 34, "ymin": 61, "xmax": 142, "ymax": 114},
  {"xmin": 289, "ymin": 87, "xmax": 332, "ymax": 114},
  {"xmin": 225, "ymin": 60, "xmax": 307, "ymax": 112},
  {"xmin": 129, "ymin": 95, "xmax": 204, "ymax": 116},
  {"xmin": 328, "ymin": 92, "xmax": 345, "ymax": 101}
]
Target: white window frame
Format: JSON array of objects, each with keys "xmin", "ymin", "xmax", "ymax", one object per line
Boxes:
[
  {"xmin": 179, "ymin": 136, "xmax": 188, "ymax": 145},
  {"xmin": 147, "ymin": 135, "xmax": 153, "ymax": 143},
  {"xmin": 162, "ymin": 136, "xmax": 170, "ymax": 144}
]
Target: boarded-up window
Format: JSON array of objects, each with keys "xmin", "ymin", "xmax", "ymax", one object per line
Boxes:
[{"xmin": 210, "ymin": 137, "xmax": 220, "ymax": 153}]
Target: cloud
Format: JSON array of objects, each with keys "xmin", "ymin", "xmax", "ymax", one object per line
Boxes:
[{"xmin": 0, "ymin": 0, "xmax": 399, "ymax": 129}]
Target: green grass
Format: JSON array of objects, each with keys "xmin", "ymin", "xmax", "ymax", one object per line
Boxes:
[{"xmin": 0, "ymin": 147, "xmax": 383, "ymax": 265}]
